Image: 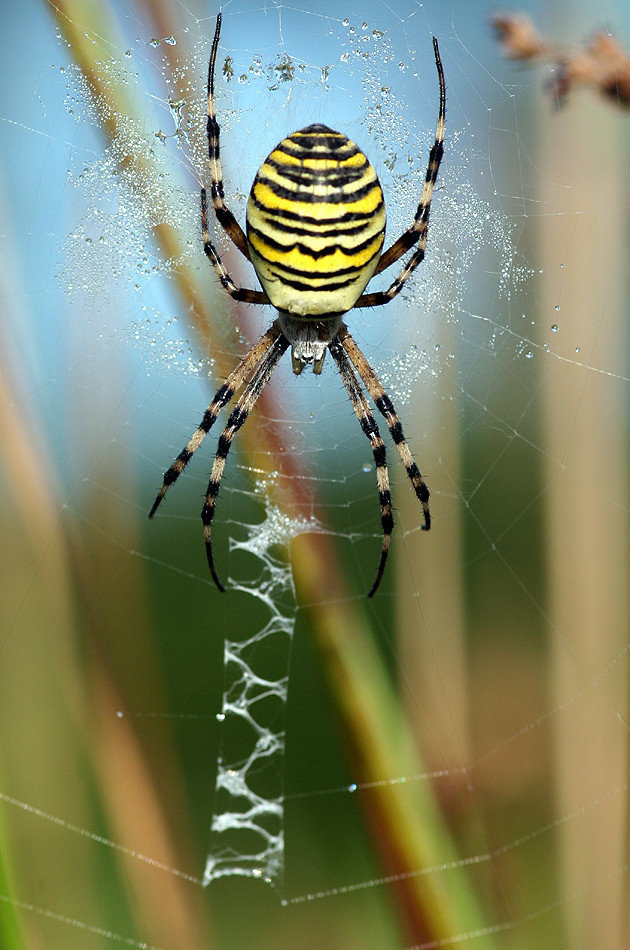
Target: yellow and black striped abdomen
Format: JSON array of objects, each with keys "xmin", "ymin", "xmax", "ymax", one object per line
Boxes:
[{"xmin": 246, "ymin": 124, "xmax": 386, "ymax": 316}]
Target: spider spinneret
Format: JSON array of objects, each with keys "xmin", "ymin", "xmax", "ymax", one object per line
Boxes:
[{"xmin": 150, "ymin": 13, "xmax": 446, "ymax": 597}]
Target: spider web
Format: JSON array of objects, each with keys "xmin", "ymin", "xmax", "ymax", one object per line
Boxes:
[{"xmin": 1, "ymin": 0, "xmax": 629, "ymax": 948}]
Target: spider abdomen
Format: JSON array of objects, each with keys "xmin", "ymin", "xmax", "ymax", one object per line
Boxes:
[{"xmin": 246, "ymin": 124, "xmax": 386, "ymax": 316}]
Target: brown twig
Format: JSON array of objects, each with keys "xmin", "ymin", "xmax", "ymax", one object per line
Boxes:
[{"xmin": 492, "ymin": 12, "xmax": 630, "ymax": 108}]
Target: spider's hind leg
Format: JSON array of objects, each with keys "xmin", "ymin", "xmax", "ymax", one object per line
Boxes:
[
  {"xmin": 355, "ymin": 37, "xmax": 445, "ymax": 309},
  {"xmin": 370, "ymin": 37, "xmax": 445, "ymax": 280},
  {"xmin": 201, "ymin": 188, "xmax": 270, "ymax": 305},
  {"xmin": 206, "ymin": 12, "xmax": 250, "ymax": 260}
]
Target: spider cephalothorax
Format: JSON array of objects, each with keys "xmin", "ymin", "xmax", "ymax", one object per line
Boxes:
[{"xmin": 150, "ymin": 13, "xmax": 445, "ymax": 596}]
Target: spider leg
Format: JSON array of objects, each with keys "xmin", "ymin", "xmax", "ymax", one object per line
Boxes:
[
  {"xmin": 206, "ymin": 13, "xmax": 250, "ymax": 260},
  {"xmin": 339, "ymin": 326, "xmax": 431, "ymax": 531},
  {"xmin": 203, "ymin": 16, "xmax": 269, "ymax": 302},
  {"xmin": 356, "ymin": 239, "xmax": 429, "ymax": 308},
  {"xmin": 355, "ymin": 37, "xmax": 445, "ymax": 308},
  {"xmin": 201, "ymin": 333, "xmax": 290, "ymax": 591},
  {"xmin": 202, "ymin": 188, "xmax": 270, "ymax": 304},
  {"xmin": 328, "ymin": 337, "xmax": 394, "ymax": 598},
  {"xmin": 149, "ymin": 320, "xmax": 283, "ymax": 518}
]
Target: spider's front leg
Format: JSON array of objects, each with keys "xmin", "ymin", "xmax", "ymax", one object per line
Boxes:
[
  {"xmin": 149, "ymin": 321, "xmax": 284, "ymax": 518},
  {"xmin": 200, "ymin": 333, "xmax": 290, "ymax": 591},
  {"xmin": 339, "ymin": 326, "xmax": 431, "ymax": 532},
  {"xmin": 329, "ymin": 337, "xmax": 394, "ymax": 597}
]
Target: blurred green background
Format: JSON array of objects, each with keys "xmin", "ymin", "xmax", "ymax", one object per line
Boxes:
[{"xmin": 1, "ymin": 0, "xmax": 629, "ymax": 948}]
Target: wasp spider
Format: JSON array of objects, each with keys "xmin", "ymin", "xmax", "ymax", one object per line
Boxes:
[{"xmin": 150, "ymin": 13, "xmax": 445, "ymax": 596}]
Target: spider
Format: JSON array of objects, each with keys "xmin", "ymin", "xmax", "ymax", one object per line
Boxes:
[{"xmin": 150, "ymin": 13, "xmax": 445, "ymax": 597}]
